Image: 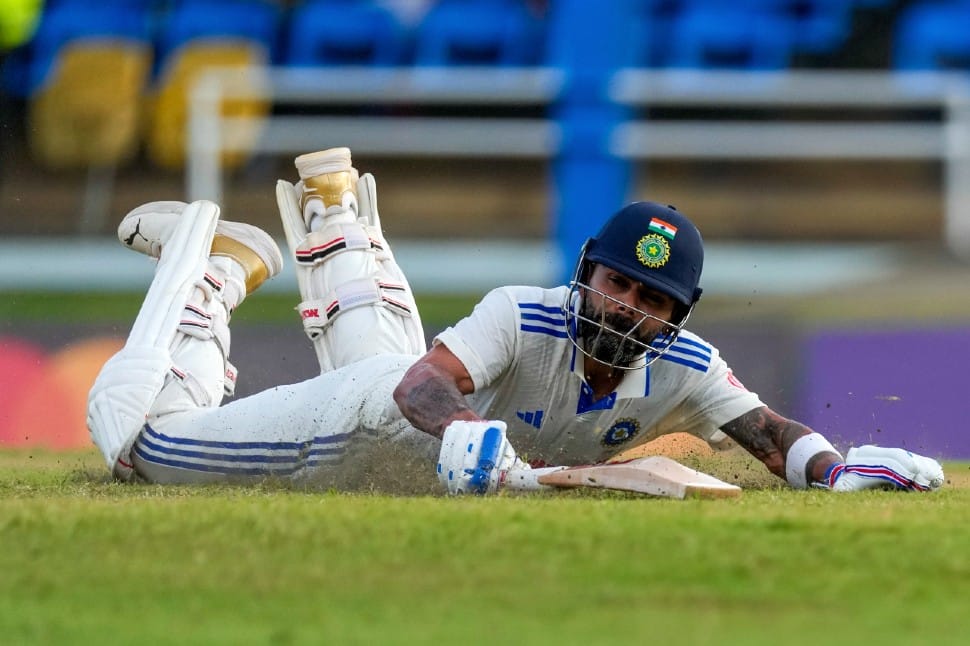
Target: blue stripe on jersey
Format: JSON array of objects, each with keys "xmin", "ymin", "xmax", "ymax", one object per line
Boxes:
[
  {"xmin": 519, "ymin": 302, "xmax": 563, "ymax": 315},
  {"xmin": 520, "ymin": 324, "xmax": 568, "ymax": 338},
  {"xmin": 518, "ymin": 301, "xmax": 567, "ymax": 338},
  {"xmin": 658, "ymin": 353, "xmax": 709, "ymax": 372},
  {"xmin": 520, "ymin": 311, "xmax": 565, "ymax": 326},
  {"xmin": 652, "ymin": 336, "xmax": 712, "ymax": 372},
  {"xmin": 663, "ymin": 336, "xmax": 712, "ymax": 357}
]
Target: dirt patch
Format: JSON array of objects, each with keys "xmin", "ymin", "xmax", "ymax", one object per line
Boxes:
[{"xmin": 613, "ymin": 432, "xmax": 717, "ymax": 461}]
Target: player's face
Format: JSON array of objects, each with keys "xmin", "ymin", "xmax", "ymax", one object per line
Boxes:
[{"xmin": 578, "ymin": 264, "xmax": 677, "ymax": 366}]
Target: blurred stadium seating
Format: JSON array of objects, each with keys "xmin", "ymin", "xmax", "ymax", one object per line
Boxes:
[
  {"xmin": 661, "ymin": 3, "xmax": 797, "ymax": 70},
  {"xmin": 284, "ymin": 0, "xmax": 408, "ymax": 66},
  {"xmin": 19, "ymin": 0, "xmax": 153, "ymax": 168},
  {"xmin": 2, "ymin": 0, "xmax": 970, "ymax": 249},
  {"xmin": 145, "ymin": 0, "xmax": 281, "ymax": 170},
  {"xmin": 412, "ymin": 0, "xmax": 543, "ymax": 66},
  {"xmin": 5, "ymin": 1, "xmax": 969, "ymax": 172},
  {"xmin": 893, "ymin": 0, "xmax": 970, "ymax": 71}
]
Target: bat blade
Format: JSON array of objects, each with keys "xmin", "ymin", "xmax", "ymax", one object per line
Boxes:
[{"xmin": 508, "ymin": 456, "xmax": 741, "ymax": 499}]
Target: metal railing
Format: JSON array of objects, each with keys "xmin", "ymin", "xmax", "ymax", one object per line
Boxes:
[{"xmin": 186, "ymin": 67, "xmax": 970, "ymax": 264}]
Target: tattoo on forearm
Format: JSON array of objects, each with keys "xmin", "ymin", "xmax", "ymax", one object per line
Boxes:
[
  {"xmin": 720, "ymin": 407, "xmax": 813, "ymax": 479},
  {"xmin": 399, "ymin": 374, "xmax": 475, "ymax": 438}
]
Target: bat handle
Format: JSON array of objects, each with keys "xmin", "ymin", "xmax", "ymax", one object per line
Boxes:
[{"xmin": 502, "ymin": 466, "xmax": 567, "ymax": 491}]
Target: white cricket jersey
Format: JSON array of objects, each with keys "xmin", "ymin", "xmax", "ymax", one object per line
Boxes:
[{"xmin": 435, "ymin": 285, "xmax": 764, "ymax": 466}]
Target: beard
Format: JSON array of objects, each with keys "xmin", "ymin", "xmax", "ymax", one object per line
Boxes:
[{"xmin": 577, "ymin": 299, "xmax": 660, "ymax": 367}]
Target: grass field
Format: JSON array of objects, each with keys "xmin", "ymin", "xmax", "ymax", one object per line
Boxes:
[
  {"xmin": 0, "ymin": 291, "xmax": 483, "ymax": 328},
  {"xmin": 2, "ymin": 448, "xmax": 968, "ymax": 645},
  {"xmin": 4, "ymin": 289, "xmax": 970, "ymax": 644}
]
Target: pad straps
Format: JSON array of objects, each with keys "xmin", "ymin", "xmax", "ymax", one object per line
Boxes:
[
  {"xmin": 298, "ymin": 278, "xmax": 415, "ymax": 338},
  {"xmin": 294, "ymin": 223, "xmax": 389, "ymax": 266}
]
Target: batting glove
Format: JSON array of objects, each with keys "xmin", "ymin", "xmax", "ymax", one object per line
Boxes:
[
  {"xmin": 437, "ymin": 420, "xmax": 525, "ymax": 495},
  {"xmin": 823, "ymin": 445, "xmax": 945, "ymax": 492}
]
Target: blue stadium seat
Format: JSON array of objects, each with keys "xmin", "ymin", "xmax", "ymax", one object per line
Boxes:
[
  {"xmin": 284, "ymin": 0, "xmax": 407, "ymax": 66},
  {"xmin": 662, "ymin": 3, "xmax": 796, "ymax": 69},
  {"xmin": 19, "ymin": 0, "xmax": 152, "ymax": 95},
  {"xmin": 634, "ymin": 0, "xmax": 684, "ymax": 68},
  {"xmin": 759, "ymin": 0, "xmax": 855, "ymax": 55},
  {"xmin": 893, "ymin": 1, "xmax": 970, "ymax": 71},
  {"xmin": 413, "ymin": 0, "xmax": 543, "ymax": 67},
  {"xmin": 154, "ymin": 0, "xmax": 282, "ymax": 74},
  {"xmin": 661, "ymin": 0, "xmax": 853, "ymax": 61}
]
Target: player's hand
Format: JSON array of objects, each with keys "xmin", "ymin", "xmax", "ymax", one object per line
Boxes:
[
  {"xmin": 437, "ymin": 420, "xmax": 525, "ymax": 495},
  {"xmin": 823, "ymin": 446, "xmax": 944, "ymax": 492}
]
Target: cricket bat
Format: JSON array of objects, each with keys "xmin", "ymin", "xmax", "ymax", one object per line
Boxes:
[{"xmin": 503, "ymin": 455, "xmax": 742, "ymax": 499}]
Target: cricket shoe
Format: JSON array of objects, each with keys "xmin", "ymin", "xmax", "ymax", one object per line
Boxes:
[
  {"xmin": 294, "ymin": 147, "xmax": 359, "ymax": 231},
  {"xmin": 118, "ymin": 200, "xmax": 284, "ymax": 294}
]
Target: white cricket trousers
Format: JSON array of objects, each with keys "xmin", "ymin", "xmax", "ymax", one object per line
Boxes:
[{"xmin": 132, "ymin": 352, "xmax": 433, "ymax": 484}]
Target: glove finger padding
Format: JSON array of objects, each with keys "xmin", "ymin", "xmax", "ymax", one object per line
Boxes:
[
  {"xmin": 437, "ymin": 420, "xmax": 520, "ymax": 495},
  {"xmin": 828, "ymin": 445, "xmax": 945, "ymax": 492}
]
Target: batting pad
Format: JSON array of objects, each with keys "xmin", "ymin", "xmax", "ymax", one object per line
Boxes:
[
  {"xmin": 87, "ymin": 200, "xmax": 220, "ymax": 479},
  {"xmin": 276, "ymin": 177, "xmax": 425, "ymax": 372}
]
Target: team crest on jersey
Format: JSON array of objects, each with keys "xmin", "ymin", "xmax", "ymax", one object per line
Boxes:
[
  {"xmin": 635, "ymin": 234, "xmax": 670, "ymax": 268},
  {"xmin": 601, "ymin": 418, "xmax": 641, "ymax": 447}
]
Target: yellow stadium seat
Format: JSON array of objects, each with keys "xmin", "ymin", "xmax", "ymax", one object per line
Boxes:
[
  {"xmin": 144, "ymin": 41, "xmax": 270, "ymax": 171},
  {"xmin": 27, "ymin": 40, "xmax": 151, "ymax": 169}
]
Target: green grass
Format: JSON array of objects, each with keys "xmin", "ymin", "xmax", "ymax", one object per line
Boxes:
[
  {"xmin": 4, "ymin": 289, "xmax": 970, "ymax": 644},
  {"xmin": 2, "ymin": 450, "xmax": 969, "ymax": 645},
  {"xmin": 0, "ymin": 291, "xmax": 482, "ymax": 328}
]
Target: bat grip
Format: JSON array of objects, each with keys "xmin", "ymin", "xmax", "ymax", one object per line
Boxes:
[{"xmin": 502, "ymin": 466, "xmax": 567, "ymax": 491}]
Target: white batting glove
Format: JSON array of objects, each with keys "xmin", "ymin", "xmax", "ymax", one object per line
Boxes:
[
  {"xmin": 823, "ymin": 446, "xmax": 944, "ymax": 492},
  {"xmin": 437, "ymin": 420, "xmax": 526, "ymax": 495}
]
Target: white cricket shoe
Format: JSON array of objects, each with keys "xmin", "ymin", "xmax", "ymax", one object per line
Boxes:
[
  {"xmin": 118, "ymin": 200, "xmax": 283, "ymax": 294},
  {"xmin": 832, "ymin": 445, "xmax": 945, "ymax": 492}
]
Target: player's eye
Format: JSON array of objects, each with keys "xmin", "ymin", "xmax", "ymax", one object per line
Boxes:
[{"xmin": 639, "ymin": 289, "xmax": 670, "ymax": 309}]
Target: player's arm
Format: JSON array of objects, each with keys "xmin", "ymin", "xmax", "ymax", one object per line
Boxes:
[
  {"xmin": 719, "ymin": 405, "xmax": 944, "ymax": 492},
  {"xmin": 393, "ymin": 343, "xmax": 483, "ymax": 439},
  {"xmin": 394, "ymin": 343, "xmax": 524, "ymax": 495},
  {"xmin": 718, "ymin": 406, "xmax": 839, "ymax": 484}
]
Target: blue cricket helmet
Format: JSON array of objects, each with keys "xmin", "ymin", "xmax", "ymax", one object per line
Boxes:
[{"xmin": 583, "ymin": 201, "xmax": 704, "ymax": 307}]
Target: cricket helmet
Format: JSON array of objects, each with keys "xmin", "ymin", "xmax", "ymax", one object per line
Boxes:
[
  {"xmin": 583, "ymin": 201, "xmax": 704, "ymax": 307},
  {"xmin": 564, "ymin": 202, "xmax": 705, "ymax": 370}
]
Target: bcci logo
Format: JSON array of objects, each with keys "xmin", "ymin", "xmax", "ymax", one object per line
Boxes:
[
  {"xmin": 635, "ymin": 234, "xmax": 670, "ymax": 268},
  {"xmin": 601, "ymin": 418, "xmax": 641, "ymax": 447}
]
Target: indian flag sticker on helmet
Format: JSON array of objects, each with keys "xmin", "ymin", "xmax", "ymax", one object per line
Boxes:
[
  {"xmin": 648, "ymin": 217, "xmax": 678, "ymax": 239},
  {"xmin": 636, "ymin": 234, "xmax": 670, "ymax": 268}
]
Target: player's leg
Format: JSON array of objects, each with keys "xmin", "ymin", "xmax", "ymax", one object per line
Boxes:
[
  {"xmin": 276, "ymin": 147, "xmax": 426, "ymax": 373},
  {"xmin": 87, "ymin": 200, "xmax": 283, "ymax": 480},
  {"xmin": 130, "ymin": 353, "xmax": 438, "ymax": 484}
]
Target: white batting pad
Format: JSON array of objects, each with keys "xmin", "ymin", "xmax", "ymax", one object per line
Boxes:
[
  {"xmin": 276, "ymin": 171, "xmax": 425, "ymax": 373},
  {"xmin": 87, "ymin": 200, "xmax": 220, "ymax": 479}
]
